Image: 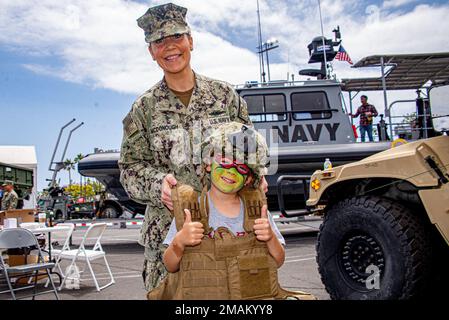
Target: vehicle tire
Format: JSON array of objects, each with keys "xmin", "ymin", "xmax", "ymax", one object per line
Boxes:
[
  {"xmin": 317, "ymin": 196, "xmax": 432, "ymax": 300},
  {"xmin": 100, "ymin": 205, "xmax": 120, "ymax": 219}
]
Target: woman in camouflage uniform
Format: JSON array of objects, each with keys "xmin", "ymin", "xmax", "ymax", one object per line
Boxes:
[{"xmin": 118, "ymin": 3, "xmax": 267, "ymax": 292}]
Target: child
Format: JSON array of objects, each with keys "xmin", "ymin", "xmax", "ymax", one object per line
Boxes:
[
  {"xmin": 163, "ymin": 139, "xmax": 285, "ymax": 273},
  {"xmin": 148, "ymin": 122, "xmax": 314, "ymax": 300}
]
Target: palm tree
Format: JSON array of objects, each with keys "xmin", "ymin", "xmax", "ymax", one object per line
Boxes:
[
  {"xmin": 63, "ymin": 158, "xmax": 75, "ymax": 187},
  {"xmin": 74, "ymin": 153, "xmax": 84, "ymax": 164}
]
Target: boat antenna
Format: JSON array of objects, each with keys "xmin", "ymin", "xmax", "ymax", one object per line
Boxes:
[
  {"xmin": 318, "ymin": 0, "xmax": 328, "ymax": 79},
  {"xmin": 257, "ymin": 0, "xmax": 266, "ymax": 83}
]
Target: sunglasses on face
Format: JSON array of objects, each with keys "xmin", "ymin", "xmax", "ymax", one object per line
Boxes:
[{"xmin": 215, "ymin": 157, "xmax": 251, "ymax": 175}]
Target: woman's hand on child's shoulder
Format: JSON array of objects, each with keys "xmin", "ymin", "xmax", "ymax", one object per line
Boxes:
[
  {"xmin": 253, "ymin": 205, "xmax": 274, "ymax": 242},
  {"xmin": 175, "ymin": 209, "xmax": 205, "ymax": 248}
]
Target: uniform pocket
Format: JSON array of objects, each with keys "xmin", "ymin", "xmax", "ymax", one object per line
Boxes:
[
  {"xmin": 180, "ymin": 257, "xmax": 229, "ymax": 300},
  {"xmin": 228, "ymin": 254, "xmax": 278, "ymax": 300},
  {"xmin": 150, "ymin": 128, "xmax": 191, "ymax": 169}
]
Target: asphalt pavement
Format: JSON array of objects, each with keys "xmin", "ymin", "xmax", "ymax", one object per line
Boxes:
[{"xmin": 2, "ymin": 219, "xmax": 329, "ymax": 300}]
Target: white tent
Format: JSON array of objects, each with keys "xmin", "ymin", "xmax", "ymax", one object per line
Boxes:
[{"xmin": 0, "ymin": 146, "xmax": 38, "ymax": 209}]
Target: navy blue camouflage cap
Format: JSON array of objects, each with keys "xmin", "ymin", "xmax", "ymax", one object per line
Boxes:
[{"xmin": 137, "ymin": 3, "xmax": 191, "ymax": 43}]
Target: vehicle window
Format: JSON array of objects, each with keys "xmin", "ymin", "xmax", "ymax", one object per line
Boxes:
[
  {"xmin": 291, "ymin": 92, "xmax": 332, "ymax": 120},
  {"xmin": 243, "ymin": 94, "xmax": 287, "ymax": 123},
  {"xmin": 245, "ymin": 95, "xmax": 264, "ymax": 122}
]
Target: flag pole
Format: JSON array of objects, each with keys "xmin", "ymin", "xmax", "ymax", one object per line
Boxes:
[
  {"xmin": 257, "ymin": 0, "xmax": 266, "ymax": 83},
  {"xmin": 318, "ymin": 0, "xmax": 328, "ymax": 79}
]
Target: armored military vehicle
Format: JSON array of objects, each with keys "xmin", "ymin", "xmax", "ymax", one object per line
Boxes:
[
  {"xmin": 37, "ymin": 187, "xmax": 73, "ymax": 220},
  {"xmin": 70, "ymin": 192, "xmax": 127, "ymax": 219},
  {"xmin": 38, "ymin": 186, "xmax": 127, "ymax": 220},
  {"xmin": 303, "ymin": 135, "xmax": 449, "ymax": 300}
]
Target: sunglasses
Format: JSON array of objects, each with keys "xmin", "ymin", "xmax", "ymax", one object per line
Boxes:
[{"xmin": 215, "ymin": 157, "xmax": 251, "ymax": 175}]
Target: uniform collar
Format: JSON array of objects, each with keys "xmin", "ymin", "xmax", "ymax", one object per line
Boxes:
[
  {"xmin": 155, "ymin": 79, "xmax": 187, "ymax": 114},
  {"xmin": 155, "ymin": 72, "xmax": 214, "ymax": 113}
]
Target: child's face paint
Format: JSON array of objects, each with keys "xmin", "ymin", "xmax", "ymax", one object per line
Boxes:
[{"xmin": 211, "ymin": 161, "xmax": 247, "ymax": 194}]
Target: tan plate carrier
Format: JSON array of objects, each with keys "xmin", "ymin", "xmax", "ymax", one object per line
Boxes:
[{"xmin": 147, "ymin": 184, "xmax": 316, "ymax": 300}]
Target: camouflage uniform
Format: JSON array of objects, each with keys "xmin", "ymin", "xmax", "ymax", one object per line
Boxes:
[
  {"xmin": 120, "ymin": 3, "xmax": 253, "ymax": 291},
  {"xmin": 1, "ymin": 189, "xmax": 18, "ymax": 211},
  {"xmin": 119, "ymin": 74, "xmax": 252, "ymax": 291}
]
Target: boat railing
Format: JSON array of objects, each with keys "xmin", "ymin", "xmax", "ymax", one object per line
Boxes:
[{"xmin": 235, "ymin": 79, "xmax": 339, "ymax": 89}]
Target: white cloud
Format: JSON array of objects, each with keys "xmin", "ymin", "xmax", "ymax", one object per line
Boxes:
[
  {"xmin": 0, "ymin": 0, "xmax": 448, "ymax": 100},
  {"xmin": 2, "ymin": 0, "xmax": 448, "ymax": 192},
  {"xmin": 382, "ymin": 0, "xmax": 419, "ymax": 9}
]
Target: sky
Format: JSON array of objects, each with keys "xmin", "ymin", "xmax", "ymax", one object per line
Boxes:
[{"xmin": 1, "ymin": 0, "xmax": 449, "ymax": 191}]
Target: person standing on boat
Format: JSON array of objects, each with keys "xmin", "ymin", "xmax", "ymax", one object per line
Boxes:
[
  {"xmin": 350, "ymin": 95, "xmax": 378, "ymax": 142},
  {"xmin": 118, "ymin": 3, "xmax": 268, "ymax": 293}
]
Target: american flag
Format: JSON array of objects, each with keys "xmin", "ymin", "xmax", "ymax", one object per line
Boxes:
[{"xmin": 335, "ymin": 45, "xmax": 353, "ymax": 65}]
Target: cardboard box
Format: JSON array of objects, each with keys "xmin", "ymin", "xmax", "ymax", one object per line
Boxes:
[
  {"xmin": 0, "ymin": 209, "xmax": 36, "ymax": 225},
  {"xmin": 6, "ymin": 254, "xmax": 49, "ymax": 284}
]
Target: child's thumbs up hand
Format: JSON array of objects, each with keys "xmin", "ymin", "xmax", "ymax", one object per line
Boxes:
[
  {"xmin": 184, "ymin": 208, "xmax": 192, "ymax": 223},
  {"xmin": 260, "ymin": 205, "xmax": 268, "ymax": 219},
  {"xmin": 253, "ymin": 205, "xmax": 273, "ymax": 242},
  {"xmin": 176, "ymin": 209, "xmax": 204, "ymax": 248}
]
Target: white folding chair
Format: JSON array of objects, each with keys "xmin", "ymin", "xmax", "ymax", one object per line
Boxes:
[
  {"xmin": 44, "ymin": 223, "xmax": 75, "ymax": 288},
  {"xmin": 58, "ymin": 223, "xmax": 115, "ymax": 291},
  {"xmin": 0, "ymin": 228, "xmax": 59, "ymax": 300},
  {"xmin": 20, "ymin": 222, "xmax": 47, "ymax": 285}
]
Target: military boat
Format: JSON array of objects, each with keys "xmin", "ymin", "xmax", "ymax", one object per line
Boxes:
[
  {"xmin": 79, "ymin": 0, "xmax": 449, "ymax": 213},
  {"xmin": 79, "ymin": 32, "xmax": 423, "ymax": 213}
]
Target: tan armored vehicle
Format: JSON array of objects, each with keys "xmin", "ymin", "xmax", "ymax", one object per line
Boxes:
[{"xmin": 307, "ymin": 135, "xmax": 449, "ymax": 299}]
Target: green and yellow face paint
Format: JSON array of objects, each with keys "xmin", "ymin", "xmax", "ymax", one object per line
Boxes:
[{"xmin": 210, "ymin": 158, "xmax": 250, "ymax": 194}]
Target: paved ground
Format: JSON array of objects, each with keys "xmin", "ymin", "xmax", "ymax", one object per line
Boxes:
[{"xmin": 1, "ymin": 218, "xmax": 329, "ymax": 300}]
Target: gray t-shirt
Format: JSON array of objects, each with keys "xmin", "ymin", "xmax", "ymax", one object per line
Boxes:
[{"xmin": 163, "ymin": 194, "xmax": 285, "ymax": 246}]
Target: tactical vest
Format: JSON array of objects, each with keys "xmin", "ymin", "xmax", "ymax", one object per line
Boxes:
[{"xmin": 147, "ymin": 185, "xmax": 315, "ymax": 300}]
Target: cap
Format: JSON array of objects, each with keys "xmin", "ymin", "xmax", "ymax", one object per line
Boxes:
[{"xmin": 137, "ymin": 3, "xmax": 191, "ymax": 43}]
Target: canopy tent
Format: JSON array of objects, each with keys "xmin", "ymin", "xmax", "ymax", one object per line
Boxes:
[
  {"xmin": 0, "ymin": 146, "xmax": 38, "ymax": 208},
  {"xmin": 341, "ymin": 52, "xmax": 449, "ymax": 92},
  {"xmin": 340, "ymin": 53, "xmax": 449, "ymax": 139}
]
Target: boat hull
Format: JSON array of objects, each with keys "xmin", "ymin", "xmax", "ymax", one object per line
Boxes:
[{"xmin": 78, "ymin": 142, "xmax": 391, "ymax": 213}]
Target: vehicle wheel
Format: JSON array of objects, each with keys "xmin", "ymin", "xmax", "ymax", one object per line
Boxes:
[
  {"xmin": 100, "ymin": 205, "xmax": 120, "ymax": 219},
  {"xmin": 317, "ymin": 196, "xmax": 432, "ymax": 300}
]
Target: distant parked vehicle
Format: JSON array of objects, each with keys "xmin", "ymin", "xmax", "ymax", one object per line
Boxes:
[{"xmin": 69, "ymin": 193, "xmax": 125, "ymax": 219}]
